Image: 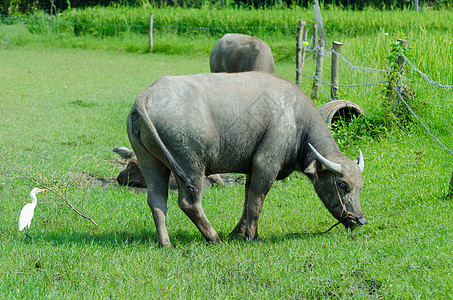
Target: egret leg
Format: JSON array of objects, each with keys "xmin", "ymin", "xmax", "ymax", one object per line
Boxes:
[{"xmin": 25, "ymin": 227, "xmax": 31, "ymax": 239}]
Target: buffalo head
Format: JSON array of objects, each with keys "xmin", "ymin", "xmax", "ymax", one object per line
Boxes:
[
  {"xmin": 305, "ymin": 143, "xmax": 366, "ymax": 229},
  {"xmin": 113, "ymin": 147, "xmax": 147, "ymax": 188},
  {"xmin": 113, "ymin": 147, "xmax": 225, "ymax": 189}
]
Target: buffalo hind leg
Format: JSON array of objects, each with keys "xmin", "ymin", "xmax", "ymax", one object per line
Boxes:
[
  {"xmin": 177, "ymin": 176, "xmax": 221, "ymax": 244},
  {"xmin": 140, "ymin": 158, "xmax": 172, "ymax": 247}
]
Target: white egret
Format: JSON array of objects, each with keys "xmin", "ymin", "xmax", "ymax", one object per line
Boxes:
[{"xmin": 18, "ymin": 188, "xmax": 46, "ymax": 239}]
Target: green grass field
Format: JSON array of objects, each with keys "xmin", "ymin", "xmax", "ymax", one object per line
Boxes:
[{"xmin": 1, "ymin": 7, "xmax": 453, "ymax": 298}]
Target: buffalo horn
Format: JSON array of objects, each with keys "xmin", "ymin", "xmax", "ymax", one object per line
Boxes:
[
  {"xmin": 308, "ymin": 143, "xmax": 343, "ymax": 174},
  {"xmin": 113, "ymin": 146, "xmax": 135, "ymax": 159},
  {"xmin": 357, "ymin": 150, "xmax": 365, "ymax": 173}
]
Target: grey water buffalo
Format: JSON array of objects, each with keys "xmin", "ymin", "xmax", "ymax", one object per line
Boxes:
[
  {"xmin": 113, "ymin": 146, "xmax": 147, "ymax": 188},
  {"xmin": 113, "ymin": 147, "xmax": 224, "ymax": 189},
  {"xmin": 210, "ymin": 33, "xmax": 274, "ymax": 73},
  {"xmin": 127, "ymin": 72, "xmax": 366, "ymax": 247}
]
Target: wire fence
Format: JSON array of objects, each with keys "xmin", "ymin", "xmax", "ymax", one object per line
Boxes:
[
  {"xmin": 394, "ymin": 86, "xmax": 453, "ymax": 157},
  {"xmin": 296, "ymin": 42, "xmax": 389, "ymax": 98},
  {"xmin": 2, "ymin": 14, "xmax": 452, "ymax": 156},
  {"xmin": 295, "ymin": 41, "xmax": 453, "ymax": 156},
  {"xmin": 399, "ymin": 53, "xmax": 453, "ymax": 90}
]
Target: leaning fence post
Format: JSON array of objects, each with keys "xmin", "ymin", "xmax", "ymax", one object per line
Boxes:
[
  {"xmin": 311, "ymin": 0, "xmax": 327, "ymax": 100},
  {"xmin": 296, "ymin": 21, "xmax": 306, "ymax": 86},
  {"xmin": 414, "ymin": 0, "xmax": 420, "ymax": 12},
  {"xmin": 330, "ymin": 41, "xmax": 343, "ymax": 100},
  {"xmin": 312, "ymin": 23, "xmax": 318, "ymax": 62},
  {"xmin": 149, "ymin": 13, "xmax": 154, "ymax": 53}
]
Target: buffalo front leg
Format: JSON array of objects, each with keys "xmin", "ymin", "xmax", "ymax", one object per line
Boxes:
[
  {"xmin": 230, "ymin": 174, "xmax": 251, "ymax": 237},
  {"xmin": 243, "ymin": 169, "xmax": 277, "ymax": 241},
  {"xmin": 230, "ymin": 171, "xmax": 275, "ymax": 241},
  {"xmin": 177, "ymin": 176, "xmax": 221, "ymax": 244}
]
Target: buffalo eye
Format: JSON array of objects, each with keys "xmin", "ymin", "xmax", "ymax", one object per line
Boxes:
[{"xmin": 338, "ymin": 181, "xmax": 348, "ymax": 191}]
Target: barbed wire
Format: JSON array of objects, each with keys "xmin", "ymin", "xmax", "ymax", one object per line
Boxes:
[
  {"xmin": 398, "ymin": 53, "xmax": 453, "ymax": 89},
  {"xmin": 296, "ymin": 45, "xmax": 451, "ymax": 93},
  {"xmin": 295, "ymin": 67, "xmax": 387, "ymax": 88},
  {"xmin": 155, "ymin": 24, "xmax": 296, "ymax": 31},
  {"xmin": 295, "ymin": 43, "xmax": 389, "ymax": 97},
  {"xmin": 320, "ymin": 84, "xmax": 331, "ymax": 100},
  {"xmin": 394, "ymin": 87, "xmax": 453, "ymax": 157},
  {"xmin": 0, "ymin": 14, "xmax": 30, "ymax": 18},
  {"xmin": 3, "ymin": 13, "xmax": 453, "ymax": 160},
  {"xmin": 298, "ymin": 47, "xmax": 453, "ymax": 158},
  {"xmin": 331, "ymin": 48, "xmax": 389, "ymax": 73}
]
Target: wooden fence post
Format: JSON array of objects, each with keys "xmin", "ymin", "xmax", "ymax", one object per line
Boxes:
[
  {"xmin": 396, "ymin": 39, "xmax": 408, "ymax": 68},
  {"xmin": 149, "ymin": 13, "xmax": 154, "ymax": 53},
  {"xmin": 296, "ymin": 21, "xmax": 306, "ymax": 86},
  {"xmin": 311, "ymin": 38, "xmax": 325, "ymax": 100},
  {"xmin": 330, "ymin": 41, "xmax": 343, "ymax": 100},
  {"xmin": 311, "ymin": 0, "xmax": 327, "ymax": 100},
  {"xmin": 312, "ymin": 23, "xmax": 318, "ymax": 62},
  {"xmin": 386, "ymin": 39, "xmax": 408, "ymax": 111},
  {"xmin": 310, "ymin": 23, "xmax": 319, "ymax": 98}
]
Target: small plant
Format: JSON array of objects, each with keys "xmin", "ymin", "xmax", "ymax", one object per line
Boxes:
[
  {"xmin": 329, "ymin": 114, "xmax": 389, "ymax": 148},
  {"xmin": 383, "ymin": 37, "xmax": 416, "ymax": 125}
]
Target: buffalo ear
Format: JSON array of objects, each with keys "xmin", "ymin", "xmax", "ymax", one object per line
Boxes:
[{"xmin": 304, "ymin": 161, "xmax": 318, "ymax": 180}]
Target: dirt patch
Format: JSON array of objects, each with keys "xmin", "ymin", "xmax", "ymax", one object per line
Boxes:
[{"xmin": 68, "ymin": 172, "xmax": 116, "ymax": 188}]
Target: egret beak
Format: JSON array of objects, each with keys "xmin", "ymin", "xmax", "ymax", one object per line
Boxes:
[{"xmin": 38, "ymin": 189, "xmax": 46, "ymax": 192}]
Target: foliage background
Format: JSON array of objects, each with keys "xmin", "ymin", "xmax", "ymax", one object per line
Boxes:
[{"xmin": 1, "ymin": 0, "xmax": 451, "ymax": 15}]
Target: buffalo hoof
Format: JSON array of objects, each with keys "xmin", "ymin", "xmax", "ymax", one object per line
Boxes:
[
  {"xmin": 343, "ymin": 215, "xmax": 367, "ymax": 229},
  {"xmin": 229, "ymin": 223, "xmax": 246, "ymax": 237},
  {"xmin": 357, "ymin": 215, "xmax": 368, "ymax": 225},
  {"xmin": 244, "ymin": 231, "xmax": 260, "ymax": 242}
]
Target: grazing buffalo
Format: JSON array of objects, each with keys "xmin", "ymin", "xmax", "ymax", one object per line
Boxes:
[
  {"xmin": 210, "ymin": 33, "xmax": 274, "ymax": 73},
  {"xmin": 113, "ymin": 146, "xmax": 147, "ymax": 188},
  {"xmin": 127, "ymin": 72, "xmax": 366, "ymax": 247},
  {"xmin": 113, "ymin": 147, "xmax": 224, "ymax": 189}
]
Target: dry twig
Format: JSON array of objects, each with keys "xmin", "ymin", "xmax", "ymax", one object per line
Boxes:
[{"xmin": 1, "ymin": 156, "xmax": 99, "ymax": 226}]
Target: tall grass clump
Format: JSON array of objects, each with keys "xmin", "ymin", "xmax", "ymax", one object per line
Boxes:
[
  {"xmin": 43, "ymin": 6, "xmax": 308, "ymax": 38},
  {"xmin": 21, "ymin": 6, "xmax": 452, "ymax": 39}
]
